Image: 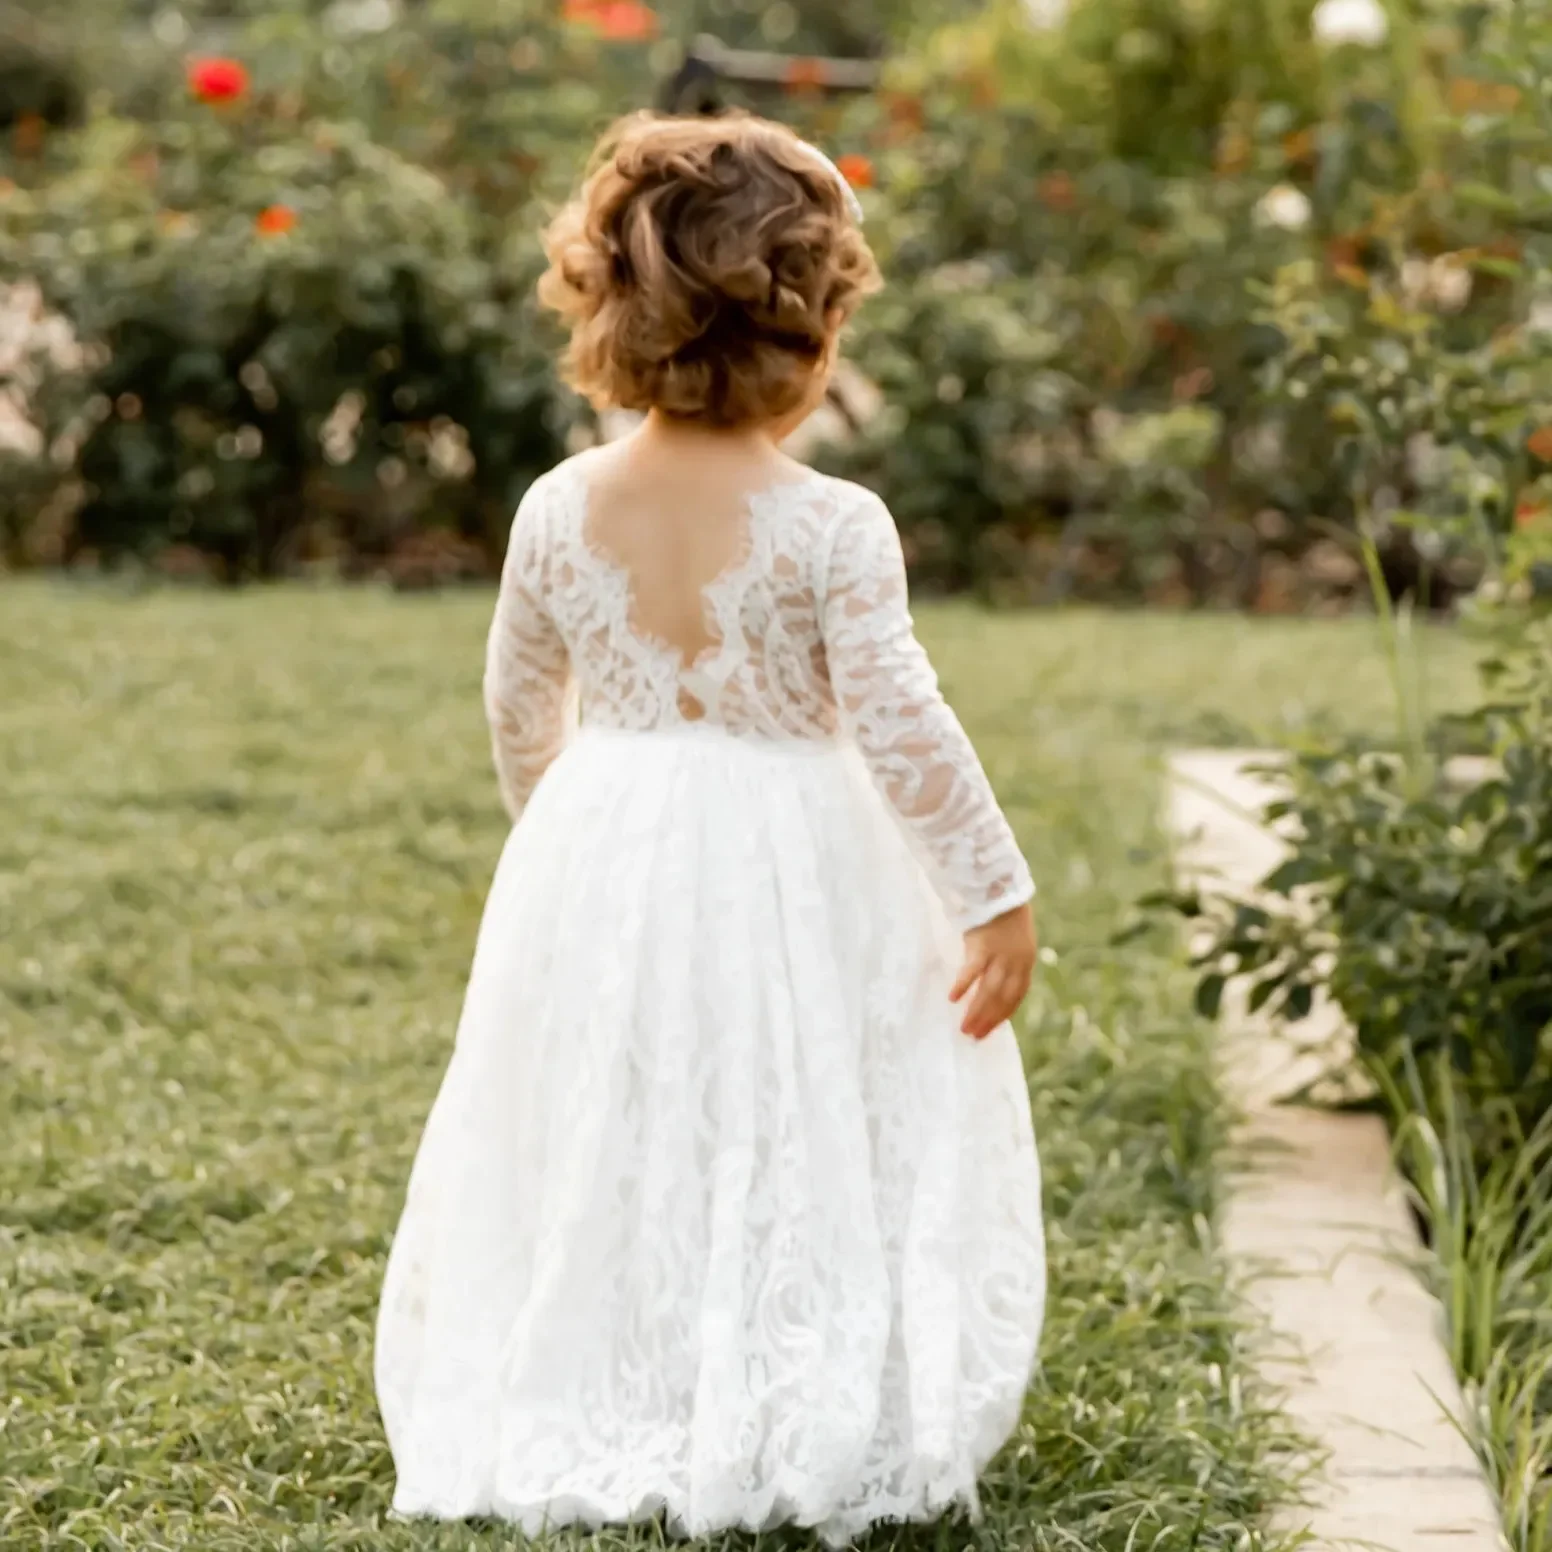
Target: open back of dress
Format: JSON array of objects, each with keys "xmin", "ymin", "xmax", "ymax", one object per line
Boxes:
[{"xmin": 481, "ymin": 452, "xmax": 1033, "ymax": 932}]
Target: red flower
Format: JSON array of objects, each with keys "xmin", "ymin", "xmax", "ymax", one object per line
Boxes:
[
  {"xmin": 598, "ymin": 1, "xmax": 657, "ymax": 39},
  {"xmin": 835, "ymin": 154, "xmax": 874, "ymax": 191},
  {"xmin": 188, "ymin": 57, "xmax": 250, "ymax": 103},
  {"xmin": 562, "ymin": 0, "xmax": 657, "ymax": 39},
  {"xmin": 255, "ymin": 204, "xmax": 298, "ymax": 236}
]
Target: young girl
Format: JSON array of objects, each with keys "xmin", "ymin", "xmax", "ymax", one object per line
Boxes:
[{"xmin": 375, "ymin": 111, "xmax": 1045, "ymax": 1546}]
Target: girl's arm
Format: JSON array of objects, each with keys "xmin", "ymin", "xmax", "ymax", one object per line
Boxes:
[
  {"xmin": 483, "ymin": 483, "xmax": 576, "ymax": 822},
  {"xmin": 821, "ymin": 488, "xmax": 1037, "ymax": 1028}
]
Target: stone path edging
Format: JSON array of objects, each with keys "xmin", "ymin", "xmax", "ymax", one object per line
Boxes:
[{"xmin": 1167, "ymin": 749, "xmax": 1505, "ymax": 1552}]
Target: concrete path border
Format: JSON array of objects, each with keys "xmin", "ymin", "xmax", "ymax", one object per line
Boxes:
[{"xmin": 1167, "ymin": 750, "xmax": 1505, "ymax": 1552}]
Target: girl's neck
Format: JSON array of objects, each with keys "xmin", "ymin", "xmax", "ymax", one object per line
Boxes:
[{"xmin": 636, "ymin": 410, "xmax": 778, "ymax": 459}]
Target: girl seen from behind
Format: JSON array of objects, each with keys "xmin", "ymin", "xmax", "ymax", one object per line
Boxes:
[{"xmin": 375, "ymin": 110, "xmax": 1046, "ymax": 1546}]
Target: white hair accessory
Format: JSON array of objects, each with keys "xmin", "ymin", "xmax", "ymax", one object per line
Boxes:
[{"xmin": 794, "ymin": 139, "xmax": 866, "ymax": 224}]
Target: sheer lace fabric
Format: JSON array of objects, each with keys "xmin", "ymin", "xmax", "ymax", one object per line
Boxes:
[
  {"xmin": 377, "ymin": 457, "xmax": 1045, "ymax": 1545},
  {"xmin": 481, "ymin": 456, "xmax": 1034, "ymax": 929}
]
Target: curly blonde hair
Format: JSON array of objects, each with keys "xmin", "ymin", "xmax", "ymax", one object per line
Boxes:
[{"xmin": 538, "ymin": 112, "xmax": 881, "ymax": 428}]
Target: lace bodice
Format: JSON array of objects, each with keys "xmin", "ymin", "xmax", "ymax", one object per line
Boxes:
[{"xmin": 483, "ymin": 456, "xmax": 1034, "ymax": 930}]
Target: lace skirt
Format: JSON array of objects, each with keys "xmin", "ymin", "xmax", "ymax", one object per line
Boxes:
[{"xmin": 374, "ymin": 724, "xmax": 1045, "ymax": 1546}]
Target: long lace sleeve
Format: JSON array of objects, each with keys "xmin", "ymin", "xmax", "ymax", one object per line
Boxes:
[
  {"xmin": 483, "ymin": 482, "xmax": 576, "ymax": 822},
  {"xmin": 821, "ymin": 490, "xmax": 1035, "ymax": 931}
]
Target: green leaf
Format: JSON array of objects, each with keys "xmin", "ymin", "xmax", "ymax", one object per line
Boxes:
[
  {"xmin": 1248, "ymin": 977, "xmax": 1280, "ymax": 1014},
  {"xmin": 1453, "ymin": 181, "xmax": 1523, "ymax": 215},
  {"xmin": 1469, "ymin": 255, "xmax": 1523, "ymax": 280},
  {"xmin": 1263, "ymin": 857, "xmax": 1317, "ymax": 894},
  {"xmin": 1194, "ymin": 974, "xmax": 1226, "ymax": 1021}
]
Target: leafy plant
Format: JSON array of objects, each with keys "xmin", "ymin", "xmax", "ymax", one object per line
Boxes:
[
  {"xmin": 826, "ymin": 266, "xmax": 1089, "ymax": 592},
  {"xmin": 0, "ymin": 0, "xmax": 641, "ymax": 576},
  {"xmin": 1164, "ymin": 623, "xmax": 1552, "ymax": 1139},
  {"xmin": 1392, "ymin": 1060, "xmax": 1552, "ymax": 1552}
]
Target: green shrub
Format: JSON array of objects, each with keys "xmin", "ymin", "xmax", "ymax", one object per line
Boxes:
[
  {"xmin": 1141, "ymin": 15, "xmax": 1552, "ymax": 1533},
  {"xmin": 1169, "ymin": 625, "xmax": 1552, "ymax": 1142},
  {"xmin": 4, "ymin": 0, "xmax": 1548, "ymax": 592},
  {"xmin": 812, "ymin": 0, "xmax": 1542, "ymax": 600},
  {"xmin": 825, "ymin": 266, "xmax": 1090, "ymax": 592},
  {"xmin": 0, "ymin": 0, "xmax": 648, "ymax": 576},
  {"xmin": 1155, "ymin": 0, "xmax": 1552, "ymax": 1149}
]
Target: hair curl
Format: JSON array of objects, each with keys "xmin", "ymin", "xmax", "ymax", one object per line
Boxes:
[{"xmin": 538, "ymin": 112, "xmax": 881, "ymax": 428}]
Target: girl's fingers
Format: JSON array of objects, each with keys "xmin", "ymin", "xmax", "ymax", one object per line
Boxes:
[
  {"xmin": 962, "ymin": 966, "xmax": 1010, "ymax": 1037},
  {"xmin": 962, "ymin": 960, "xmax": 1038, "ymax": 1038},
  {"xmin": 956, "ymin": 944, "xmax": 1038, "ymax": 1036},
  {"xmin": 949, "ymin": 955, "xmax": 985, "ymax": 1005}
]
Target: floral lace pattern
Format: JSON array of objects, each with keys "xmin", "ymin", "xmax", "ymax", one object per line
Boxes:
[
  {"xmin": 483, "ymin": 456, "xmax": 1035, "ymax": 929},
  {"xmin": 376, "ymin": 727, "xmax": 1046, "ymax": 1544}
]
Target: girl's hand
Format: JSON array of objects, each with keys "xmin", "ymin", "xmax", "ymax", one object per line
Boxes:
[{"xmin": 950, "ymin": 903, "xmax": 1038, "ymax": 1039}]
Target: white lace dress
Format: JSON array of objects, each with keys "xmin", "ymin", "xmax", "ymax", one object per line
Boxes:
[{"xmin": 374, "ymin": 456, "xmax": 1045, "ymax": 1546}]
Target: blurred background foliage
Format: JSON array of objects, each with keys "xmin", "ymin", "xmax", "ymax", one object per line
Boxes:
[{"xmin": 1, "ymin": 0, "xmax": 1551, "ymax": 605}]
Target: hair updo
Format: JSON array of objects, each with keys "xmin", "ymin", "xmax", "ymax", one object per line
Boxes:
[{"xmin": 537, "ymin": 112, "xmax": 881, "ymax": 428}]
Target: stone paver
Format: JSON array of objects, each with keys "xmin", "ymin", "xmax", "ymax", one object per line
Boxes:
[{"xmin": 1168, "ymin": 750, "xmax": 1505, "ymax": 1552}]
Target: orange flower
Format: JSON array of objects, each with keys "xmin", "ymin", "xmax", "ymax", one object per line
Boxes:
[
  {"xmin": 255, "ymin": 204, "xmax": 298, "ymax": 236},
  {"xmin": 188, "ymin": 56, "xmax": 250, "ymax": 103},
  {"xmin": 562, "ymin": 0, "xmax": 655, "ymax": 38},
  {"xmin": 783, "ymin": 58, "xmax": 827, "ymax": 93},
  {"xmin": 1449, "ymin": 76, "xmax": 1521, "ymax": 115},
  {"xmin": 13, "ymin": 112, "xmax": 45, "ymax": 156},
  {"xmin": 596, "ymin": 0, "xmax": 657, "ymax": 39},
  {"xmin": 1282, "ymin": 127, "xmax": 1316, "ymax": 167},
  {"xmin": 835, "ymin": 153, "xmax": 874, "ymax": 190},
  {"xmin": 1528, "ymin": 426, "xmax": 1552, "ymax": 462},
  {"xmin": 1325, "ymin": 234, "xmax": 1361, "ymax": 270},
  {"xmin": 1215, "ymin": 128, "xmax": 1251, "ymax": 177},
  {"xmin": 1038, "ymin": 171, "xmax": 1076, "ymax": 212},
  {"xmin": 886, "ymin": 91, "xmax": 925, "ymax": 134},
  {"xmin": 1173, "ymin": 366, "xmax": 1215, "ymax": 402},
  {"xmin": 962, "ymin": 66, "xmax": 999, "ymax": 109}
]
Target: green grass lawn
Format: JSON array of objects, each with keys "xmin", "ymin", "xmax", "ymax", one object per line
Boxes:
[{"xmin": 0, "ymin": 581, "xmax": 1479, "ymax": 1552}]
